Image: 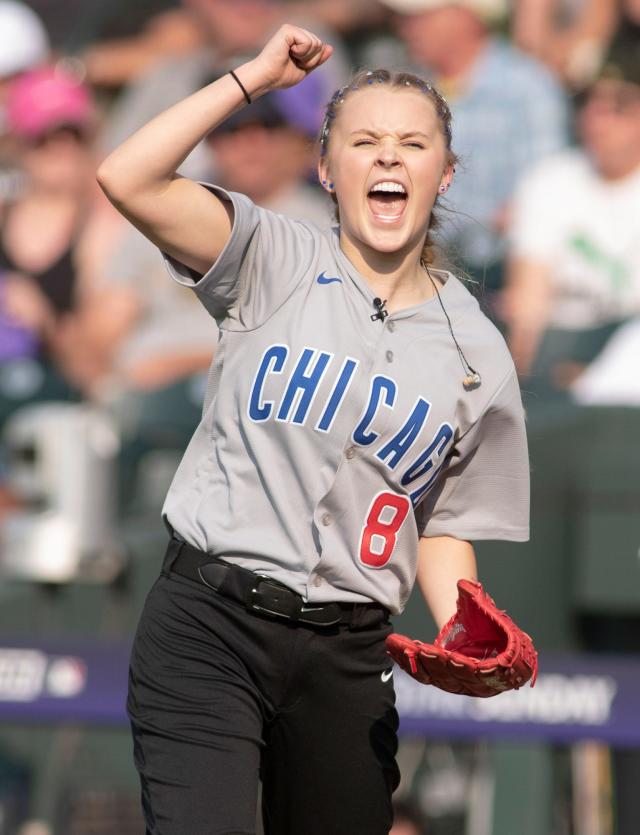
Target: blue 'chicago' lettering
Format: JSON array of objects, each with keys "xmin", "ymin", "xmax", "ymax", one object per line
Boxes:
[
  {"xmin": 248, "ymin": 344, "xmax": 288, "ymax": 421},
  {"xmin": 277, "ymin": 348, "xmax": 333, "ymax": 424},
  {"xmin": 352, "ymin": 376, "xmax": 396, "ymax": 445},
  {"xmin": 247, "ymin": 344, "xmax": 457, "ymax": 501},
  {"xmin": 316, "ymin": 357, "xmax": 359, "ymax": 432},
  {"xmin": 376, "ymin": 398, "xmax": 431, "ymax": 469},
  {"xmin": 402, "ymin": 423, "xmax": 454, "ymax": 505}
]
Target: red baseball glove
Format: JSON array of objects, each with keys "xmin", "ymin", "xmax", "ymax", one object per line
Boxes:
[{"xmin": 385, "ymin": 579, "xmax": 538, "ymax": 698}]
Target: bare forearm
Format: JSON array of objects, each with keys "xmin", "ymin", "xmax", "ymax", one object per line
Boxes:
[
  {"xmin": 507, "ymin": 320, "xmax": 546, "ymax": 378},
  {"xmin": 95, "ymin": 26, "xmax": 332, "ymax": 271},
  {"xmin": 416, "ymin": 536, "xmax": 477, "ymax": 629},
  {"xmin": 502, "ymin": 256, "xmax": 553, "ymax": 377},
  {"xmin": 96, "ymin": 61, "xmax": 269, "ymax": 201},
  {"xmin": 511, "ymin": 0, "xmax": 556, "ymax": 54}
]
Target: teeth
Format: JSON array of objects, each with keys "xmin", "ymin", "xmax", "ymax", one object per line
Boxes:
[{"xmin": 370, "ymin": 182, "xmax": 407, "ymax": 194}]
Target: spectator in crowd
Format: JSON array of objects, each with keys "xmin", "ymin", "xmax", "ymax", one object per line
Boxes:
[
  {"xmin": 0, "ymin": 66, "xmax": 123, "ymax": 424},
  {"xmin": 0, "ymin": 62, "xmax": 115, "ymax": 520},
  {"xmin": 0, "ymin": 1, "xmax": 51, "ymax": 519},
  {"xmin": 55, "ymin": 221, "xmax": 218, "ymax": 508},
  {"xmin": 511, "ymin": 0, "xmax": 618, "ymax": 90},
  {"xmin": 204, "ymin": 81, "xmax": 331, "ymax": 226},
  {"xmin": 502, "ymin": 53, "xmax": 640, "ymax": 397},
  {"xmin": 83, "ymin": 6, "xmax": 206, "ymax": 91},
  {"xmin": 99, "ymin": 0, "xmax": 350, "ymax": 181},
  {"xmin": 379, "ymin": 0, "xmax": 569, "ymax": 292},
  {"xmin": 83, "ymin": 0, "xmax": 383, "ymax": 91},
  {"xmin": 52, "ymin": 227, "xmax": 216, "ymax": 400},
  {"xmin": 0, "ymin": 1, "xmax": 50, "ymax": 205}
]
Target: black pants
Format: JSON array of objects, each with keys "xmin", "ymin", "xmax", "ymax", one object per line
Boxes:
[{"xmin": 127, "ymin": 556, "xmax": 400, "ymax": 834}]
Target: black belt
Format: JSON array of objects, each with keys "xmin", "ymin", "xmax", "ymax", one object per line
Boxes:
[{"xmin": 163, "ymin": 536, "xmax": 390, "ymax": 629}]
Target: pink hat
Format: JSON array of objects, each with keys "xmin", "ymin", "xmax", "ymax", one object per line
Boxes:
[{"xmin": 6, "ymin": 66, "xmax": 94, "ymax": 139}]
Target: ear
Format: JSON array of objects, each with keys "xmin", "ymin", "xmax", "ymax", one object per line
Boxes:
[
  {"xmin": 439, "ymin": 163, "xmax": 455, "ymax": 194},
  {"xmin": 317, "ymin": 157, "xmax": 333, "ymax": 193}
]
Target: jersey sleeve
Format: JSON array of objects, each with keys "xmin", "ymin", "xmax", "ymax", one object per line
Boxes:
[
  {"xmin": 163, "ymin": 184, "xmax": 318, "ymax": 328},
  {"xmin": 417, "ymin": 369, "xmax": 530, "ymax": 542}
]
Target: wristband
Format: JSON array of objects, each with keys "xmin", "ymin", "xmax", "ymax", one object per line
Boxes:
[{"xmin": 229, "ymin": 70, "xmax": 252, "ymax": 105}]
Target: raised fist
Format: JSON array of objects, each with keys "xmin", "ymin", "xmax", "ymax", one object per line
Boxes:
[{"xmin": 253, "ymin": 24, "xmax": 333, "ymax": 91}]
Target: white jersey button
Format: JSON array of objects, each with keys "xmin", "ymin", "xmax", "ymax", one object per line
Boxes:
[
  {"xmin": 345, "ymin": 446, "xmax": 356, "ymax": 459},
  {"xmin": 385, "ymin": 350, "xmax": 394, "ymax": 363},
  {"xmin": 321, "ymin": 513, "xmax": 332, "ymax": 526},
  {"xmin": 387, "ymin": 321, "xmax": 396, "ymax": 333}
]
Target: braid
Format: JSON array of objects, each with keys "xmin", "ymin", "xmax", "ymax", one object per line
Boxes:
[{"xmin": 320, "ymin": 69, "xmax": 453, "ymax": 157}]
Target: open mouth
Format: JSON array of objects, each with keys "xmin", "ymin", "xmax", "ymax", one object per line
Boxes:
[{"xmin": 367, "ymin": 181, "xmax": 408, "ymax": 222}]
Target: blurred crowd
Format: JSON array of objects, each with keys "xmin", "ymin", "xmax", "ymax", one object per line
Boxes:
[
  {"xmin": 0, "ymin": 2, "xmax": 638, "ymax": 831},
  {"xmin": 0, "ymin": 0, "xmax": 639, "ymax": 471},
  {"xmin": 0, "ymin": 0, "xmax": 637, "ymax": 580},
  {"xmin": 0, "ymin": 0, "xmax": 637, "ymax": 445},
  {"xmin": 0, "ymin": 2, "xmax": 637, "ymax": 533}
]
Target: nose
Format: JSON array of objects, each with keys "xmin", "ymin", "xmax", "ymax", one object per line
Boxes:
[{"xmin": 376, "ymin": 141, "xmax": 401, "ymax": 169}]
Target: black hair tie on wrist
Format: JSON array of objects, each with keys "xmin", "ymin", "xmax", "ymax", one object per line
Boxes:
[{"xmin": 229, "ymin": 69, "xmax": 252, "ymax": 105}]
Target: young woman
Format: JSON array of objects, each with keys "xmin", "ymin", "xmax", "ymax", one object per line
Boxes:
[
  {"xmin": 0, "ymin": 66, "xmax": 121, "ymax": 422},
  {"xmin": 98, "ymin": 24, "xmax": 530, "ymax": 835}
]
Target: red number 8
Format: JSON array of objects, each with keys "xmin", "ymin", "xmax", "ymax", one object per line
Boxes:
[{"xmin": 359, "ymin": 491, "xmax": 411, "ymax": 568}]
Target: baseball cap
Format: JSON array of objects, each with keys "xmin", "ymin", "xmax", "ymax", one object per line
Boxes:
[
  {"xmin": 378, "ymin": 0, "xmax": 507, "ymax": 21},
  {"xmin": 5, "ymin": 66, "xmax": 95, "ymax": 139},
  {"xmin": 0, "ymin": 1, "xmax": 49, "ymax": 79},
  {"xmin": 211, "ymin": 73, "xmax": 325, "ymax": 138}
]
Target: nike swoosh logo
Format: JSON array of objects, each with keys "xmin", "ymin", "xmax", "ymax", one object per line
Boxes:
[
  {"xmin": 381, "ymin": 669, "xmax": 393, "ymax": 683},
  {"xmin": 317, "ymin": 271, "xmax": 342, "ymax": 285}
]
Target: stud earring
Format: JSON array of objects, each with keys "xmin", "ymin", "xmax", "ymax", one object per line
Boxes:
[{"xmin": 439, "ymin": 185, "xmax": 447, "ymax": 194}]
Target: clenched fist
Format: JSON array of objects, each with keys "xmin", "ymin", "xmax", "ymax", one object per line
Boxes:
[{"xmin": 252, "ymin": 24, "xmax": 333, "ymax": 91}]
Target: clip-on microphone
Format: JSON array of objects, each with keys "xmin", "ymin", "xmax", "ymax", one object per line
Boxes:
[{"xmin": 370, "ymin": 297, "xmax": 388, "ymax": 322}]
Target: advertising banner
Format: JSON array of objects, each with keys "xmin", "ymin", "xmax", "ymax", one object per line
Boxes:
[{"xmin": 1, "ymin": 641, "xmax": 639, "ymax": 745}]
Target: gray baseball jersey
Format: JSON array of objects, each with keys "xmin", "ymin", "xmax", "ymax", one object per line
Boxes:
[{"xmin": 162, "ymin": 186, "xmax": 529, "ymax": 615}]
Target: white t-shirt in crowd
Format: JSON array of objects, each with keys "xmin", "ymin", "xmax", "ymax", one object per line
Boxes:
[{"xmin": 510, "ymin": 150, "xmax": 640, "ymax": 329}]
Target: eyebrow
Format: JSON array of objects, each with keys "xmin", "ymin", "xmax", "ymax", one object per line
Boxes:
[{"xmin": 349, "ymin": 129, "xmax": 432, "ymax": 139}]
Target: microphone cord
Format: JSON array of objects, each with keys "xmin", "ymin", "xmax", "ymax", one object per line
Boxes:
[{"xmin": 423, "ymin": 262, "xmax": 482, "ymax": 391}]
